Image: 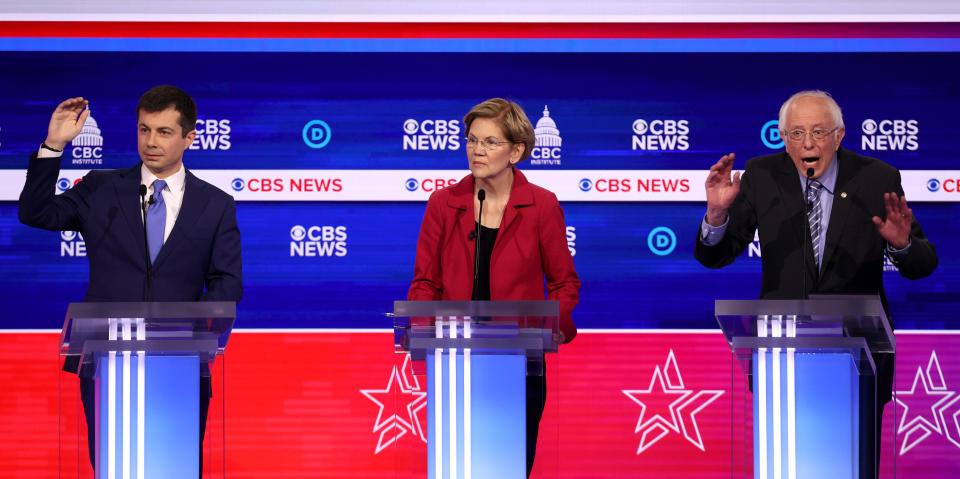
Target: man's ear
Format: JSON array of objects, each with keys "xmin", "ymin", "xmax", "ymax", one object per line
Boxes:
[{"xmin": 183, "ymin": 129, "xmax": 197, "ymax": 149}]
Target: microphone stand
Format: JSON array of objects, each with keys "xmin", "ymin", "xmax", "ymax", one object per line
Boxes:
[
  {"xmin": 802, "ymin": 167, "xmax": 814, "ymax": 299},
  {"xmin": 472, "ymin": 189, "xmax": 486, "ymax": 300},
  {"xmin": 139, "ymin": 185, "xmax": 154, "ymax": 302}
]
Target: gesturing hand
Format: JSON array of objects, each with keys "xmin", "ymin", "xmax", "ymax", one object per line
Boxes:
[
  {"xmin": 45, "ymin": 97, "xmax": 90, "ymax": 151},
  {"xmin": 704, "ymin": 153, "xmax": 740, "ymax": 226},
  {"xmin": 872, "ymin": 192, "xmax": 912, "ymax": 249}
]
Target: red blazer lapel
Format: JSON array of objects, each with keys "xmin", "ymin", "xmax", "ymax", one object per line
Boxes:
[
  {"xmin": 448, "ymin": 174, "xmax": 477, "ymax": 286},
  {"xmin": 499, "ymin": 169, "xmax": 535, "ymax": 234}
]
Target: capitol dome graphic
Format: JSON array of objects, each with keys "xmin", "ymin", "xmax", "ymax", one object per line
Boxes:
[
  {"xmin": 534, "ymin": 106, "xmax": 561, "ymax": 148},
  {"xmin": 71, "ymin": 113, "xmax": 103, "ymax": 147}
]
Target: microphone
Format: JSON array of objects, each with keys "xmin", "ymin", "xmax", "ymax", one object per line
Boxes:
[
  {"xmin": 802, "ymin": 166, "xmax": 815, "ymax": 298},
  {"xmin": 472, "ymin": 189, "xmax": 486, "ymax": 300},
  {"xmin": 139, "ymin": 184, "xmax": 153, "ymax": 301}
]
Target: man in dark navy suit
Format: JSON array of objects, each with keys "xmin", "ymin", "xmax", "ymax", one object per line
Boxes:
[
  {"xmin": 695, "ymin": 91, "xmax": 936, "ymax": 478},
  {"xmin": 19, "ymin": 85, "xmax": 242, "ymax": 475}
]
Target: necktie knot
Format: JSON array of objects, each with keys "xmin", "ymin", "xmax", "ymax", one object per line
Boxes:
[
  {"xmin": 807, "ymin": 180, "xmax": 823, "ymax": 202},
  {"xmin": 152, "ymin": 179, "xmax": 167, "ymax": 200}
]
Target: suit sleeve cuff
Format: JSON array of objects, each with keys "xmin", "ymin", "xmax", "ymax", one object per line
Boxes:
[
  {"xmin": 700, "ymin": 215, "xmax": 728, "ymax": 246},
  {"xmin": 37, "ymin": 145, "xmax": 63, "ymax": 159},
  {"xmin": 886, "ymin": 239, "xmax": 912, "ymax": 263}
]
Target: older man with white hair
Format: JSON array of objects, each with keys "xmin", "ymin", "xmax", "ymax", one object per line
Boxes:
[{"xmin": 695, "ymin": 90, "xmax": 938, "ymax": 477}]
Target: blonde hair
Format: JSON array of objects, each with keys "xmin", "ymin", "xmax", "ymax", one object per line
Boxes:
[{"xmin": 463, "ymin": 98, "xmax": 536, "ymax": 162}]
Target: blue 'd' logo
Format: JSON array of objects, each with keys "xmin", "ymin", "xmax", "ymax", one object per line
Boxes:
[
  {"xmin": 761, "ymin": 120, "xmax": 783, "ymax": 150},
  {"xmin": 231, "ymin": 178, "xmax": 245, "ymax": 192},
  {"xmin": 404, "ymin": 178, "xmax": 419, "ymax": 191},
  {"xmin": 647, "ymin": 226, "xmax": 677, "ymax": 256},
  {"xmin": 927, "ymin": 178, "xmax": 941, "ymax": 192},
  {"xmin": 303, "ymin": 120, "xmax": 332, "ymax": 149},
  {"xmin": 56, "ymin": 178, "xmax": 71, "ymax": 192},
  {"xmin": 578, "ymin": 178, "xmax": 593, "ymax": 192}
]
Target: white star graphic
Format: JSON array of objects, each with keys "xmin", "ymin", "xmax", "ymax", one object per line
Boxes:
[
  {"xmin": 622, "ymin": 350, "xmax": 724, "ymax": 454},
  {"xmin": 894, "ymin": 350, "xmax": 960, "ymax": 455},
  {"xmin": 360, "ymin": 354, "xmax": 428, "ymax": 454}
]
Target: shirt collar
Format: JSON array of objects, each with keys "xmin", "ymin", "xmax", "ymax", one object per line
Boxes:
[
  {"xmin": 797, "ymin": 151, "xmax": 839, "ymax": 193},
  {"xmin": 140, "ymin": 163, "xmax": 186, "ymax": 193}
]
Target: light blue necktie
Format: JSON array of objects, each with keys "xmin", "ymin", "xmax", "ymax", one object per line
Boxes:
[
  {"xmin": 147, "ymin": 179, "xmax": 167, "ymax": 263},
  {"xmin": 807, "ymin": 181, "xmax": 824, "ymax": 269}
]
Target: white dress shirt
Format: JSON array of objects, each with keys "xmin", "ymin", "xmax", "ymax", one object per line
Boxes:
[
  {"xmin": 38, "ymin": 144, "xmax": 187, "ymax": 243},
  {"xmin": 140, "ymin": 163, "xmax": 185, "ymax": 243}
]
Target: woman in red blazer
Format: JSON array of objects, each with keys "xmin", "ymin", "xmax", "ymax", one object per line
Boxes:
[{"xmin": 408, "ymin": 98, "xmax": 580, "ymax": 476}]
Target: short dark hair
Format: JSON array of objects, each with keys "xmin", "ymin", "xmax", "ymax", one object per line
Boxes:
[{"xmin": 136, "ymin": 85, "xmax": 197, "ymax": 137}]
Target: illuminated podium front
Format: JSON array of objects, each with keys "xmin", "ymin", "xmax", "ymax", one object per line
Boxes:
[
  {"xmin": 716, "ymin": 296, "xmax": 893, "ymax": 479},
  {"xmin": 59, "ymin": 301, "xmax": 235, "ymax": 479},
  {"xmin": 392, "ymin": 300, "xmax": 560, "ymax": 479}
]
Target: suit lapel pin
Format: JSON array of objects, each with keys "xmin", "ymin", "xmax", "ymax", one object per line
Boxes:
[{"xmin": 840, "ymin": 192, "xmax": 847, "ymax": 199}]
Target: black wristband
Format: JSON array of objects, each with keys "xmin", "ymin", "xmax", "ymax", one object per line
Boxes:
[{"xmin": 41, "ymin": 142, "xmax": 63, "ymax": 153}]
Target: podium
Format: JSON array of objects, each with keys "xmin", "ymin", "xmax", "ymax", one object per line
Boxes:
[
  {"xmin": 716, "ymin": 295, "xmax": 893, "ymax": 479},
  {"xmin": 392, "ymin": 300, "xmax": 560, "ymax": 479},
  {"xmin": 59, "ymin": 301, "xmax": 235, "ymax": 479}
]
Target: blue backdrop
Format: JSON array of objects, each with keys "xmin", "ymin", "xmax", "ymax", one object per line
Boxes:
[{"xmin": 1, "ymin": 46, "xmax": 956, "ymax": 330}]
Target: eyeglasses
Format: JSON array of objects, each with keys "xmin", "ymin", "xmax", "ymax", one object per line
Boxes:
[
  {"xmin": 465, "ymin": 136, "xmax": 514, "ymax": 151},
  {"xmin": 785, "ymin": 127, "xmax": 840, "ymax": 142}
]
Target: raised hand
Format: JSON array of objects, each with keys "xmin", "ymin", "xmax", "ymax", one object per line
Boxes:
[
  {"xmin": 872, "ymin": 192, "xmax": 913, "ymax": 249},
  {"xmin": 704, "ymin": 153, "xmax": 741, "ymax": 226},
  {"xmin": 44, "ymin": 97, "xmax": 90, "ymax": 151}
]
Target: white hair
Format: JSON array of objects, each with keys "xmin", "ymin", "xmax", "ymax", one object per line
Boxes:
[{"xmin": 778, "ymin": 90, "xmax": 845, "ymax": 130}]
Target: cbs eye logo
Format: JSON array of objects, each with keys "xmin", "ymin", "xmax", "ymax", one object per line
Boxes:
[
  {"xmin": 631, "ymin": 119, "xmax": 649, "ymax": 135},
  {"xmin": 861, "ymin": 119, "xmax": 878, "ymax": 135},
  {"xmin": 403, "ymin": 119, "xmax": 420, "ymax": 135},
  {"xmin": 231, "ymin": 178, "xmax": 245, "ymax": 192},
  {"xmin": 404, "ymin": 178, "xmax": 419, "ymax": 191},
  {"xmin": 578, "ymin": 178, "xmax": 593, "ymax": 192},
  {"xmin": 290, "ymin": 225, "xmax": 307, "ymax": 241},
  {"xmin": 926, "ymin": 178, "xmax": 941, "ymax": 192}
]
